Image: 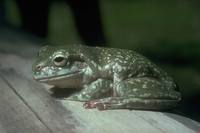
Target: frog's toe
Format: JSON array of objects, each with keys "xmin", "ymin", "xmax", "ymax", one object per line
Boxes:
[
  {"xmin": 83, "ymin": 100, "xmax": 98, "ymax": 109},
  {"xmin": 95, "ymin": 103, "xmax": 108, "ymax": 111},
  {"xmin": 84, "ymin": 100, "xmax": 108, "ymax": 110},
  {"xmin": 83, "ymin": 102, "xmax": 93, "ymax": 109},
  {"xmin": 83, "ymin": 100, "xmax": 102, "ymax": 109}
]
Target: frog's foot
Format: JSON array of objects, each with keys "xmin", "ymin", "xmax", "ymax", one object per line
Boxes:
[
  {"xmin": 65, "ymin": 93, "xmax": 90, "ymax": 102},
  {"xmin": 65, "ymin": 95, "xmax": 79, "ymax": 101},
  {"xmin": 83, "ymin": 100, "xmax": 108, "ymax": 110}
]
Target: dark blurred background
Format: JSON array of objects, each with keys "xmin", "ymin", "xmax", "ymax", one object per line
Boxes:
[{"xmin": 1, "ymin": 0, "xmax": 200, "ymax": 121}]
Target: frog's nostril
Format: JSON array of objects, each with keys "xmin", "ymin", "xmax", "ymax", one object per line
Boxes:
[{"xmin": 36, "ymin": 64, "xmax": 43, "ymax": 71}]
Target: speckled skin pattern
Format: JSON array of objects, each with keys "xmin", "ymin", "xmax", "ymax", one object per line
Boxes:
[{"xmin": 33, "ymin": 45, "xmax": 181, "ymax": 110}]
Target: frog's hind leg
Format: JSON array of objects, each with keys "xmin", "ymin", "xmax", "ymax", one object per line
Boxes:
[
  {"xmin": 84, "ymin": 97, "xmax": 180, "ymax": 110},
  {"xmin": 84, "ymin": 77, "xmax": 181, "ymax": 110}
]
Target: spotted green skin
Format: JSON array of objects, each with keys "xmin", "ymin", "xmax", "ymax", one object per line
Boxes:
[{"xmin": 33, "ymin": 45, "xmax": 181, "ymax": 110}]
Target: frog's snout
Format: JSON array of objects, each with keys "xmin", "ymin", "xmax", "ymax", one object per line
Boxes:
[
  {"xmin": 35, "ymin": 64, "xmax": 43, "ymax": 71},
  {"xmin": 34, "ymin": 63, "xmax": 45, "ymax": 72}
]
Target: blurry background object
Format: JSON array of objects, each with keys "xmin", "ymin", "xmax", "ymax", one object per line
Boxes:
[
  {"xmin": 5, "ymin": 0, "xmax": 107, "ymax": 46},
  {"xmin": 15, "ymin": 0, "xmax": 50, "ymax": 38},
  {"xmin": 0, "ymin": 0, "xmax": 6, "ymax": 25}
]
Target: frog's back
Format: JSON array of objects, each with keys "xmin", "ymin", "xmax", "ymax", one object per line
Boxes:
[
  {"xmin": 94, "ymin": 47, "xmax": 156, "ymax": 70},
  {"xmin": 94, "ymin": 46, "xmax": 142, "ymax": 64},
  {"xmin": 94, "ymin": 46, "xmax": 173, "ymax": 81},
  {"xmin": 82, "ymin": 46, "xmax": 169, "ymax": 77}
]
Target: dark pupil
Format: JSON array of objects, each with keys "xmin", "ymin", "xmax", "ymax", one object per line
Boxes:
[{"xmin": 54, "ymin": 57, "xmax": 64, "ymax": 62}]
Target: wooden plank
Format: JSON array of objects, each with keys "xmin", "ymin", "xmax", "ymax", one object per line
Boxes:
[
  {"xmin": 164, "ymin": 113, "xmax": 200, "ymax": 131},
  {"xmin": 0, "ymin": 123, "xmax": 8, "ymax": 133},
  {"xmin": 0, "ymin": 76, "xmax": 51, "ymax": 133},
  {"xmin": 62, "ymin": 101, "xmax": 163, "ymax": 133},
  {"xmin": 0, "ymin": 70, "xmax": 78, "ymax": 133},
  {"xmin": 135, "ymin": 111, "xmax": 200, "ymax": 132},
  {"xmin": 62, "ymin": 101, "xmax": 200, "ymax": 133}
]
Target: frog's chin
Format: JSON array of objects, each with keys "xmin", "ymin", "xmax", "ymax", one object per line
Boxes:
[{"xmin": 34, "ymin": 71, "xmax": 84, "ymax": 88}]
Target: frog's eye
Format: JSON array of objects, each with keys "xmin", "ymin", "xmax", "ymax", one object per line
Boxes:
[{"xmin": 53, "ymin": 56, "xmax": 67, "ymax": 67}]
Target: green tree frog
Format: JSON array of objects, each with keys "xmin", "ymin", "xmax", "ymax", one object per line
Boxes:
[{"xmin": 32, "ymin": 45, "xmax": 181, "ymax": 110}]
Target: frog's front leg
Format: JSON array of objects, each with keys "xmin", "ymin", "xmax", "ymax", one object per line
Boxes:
[
  {"xmin": 83, "ymin": 73, "xmax": 123, "ymax": 109},
  {"xmin": 85, "ymin": 77, "xmax": 181, "ymax": 110},
  {"xmin": 66, "ymin": 79, "xmax": 112, "ymax": 102}
]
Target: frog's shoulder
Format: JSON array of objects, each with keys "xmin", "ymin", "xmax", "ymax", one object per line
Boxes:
[{"xmin": 96, "ymin": 47, "xmax": 141, "ymax": 57}]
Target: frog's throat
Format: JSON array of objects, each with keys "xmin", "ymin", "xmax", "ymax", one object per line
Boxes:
[{"xmin": 35, "ymin": 71, "xmax": 83, "ymax": 82}]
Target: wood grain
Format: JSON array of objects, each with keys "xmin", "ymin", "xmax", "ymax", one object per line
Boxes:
[
  {"xmin": 0, "ymin": 70, "xmax": 78, "ymax": 133},
  {"xmin": 0, "ymin": 76, "xmax": 50, "ymax": 133}
]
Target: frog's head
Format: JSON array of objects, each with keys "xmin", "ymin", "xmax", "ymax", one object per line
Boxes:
[{"xmin": 32, "ymin": 45, "xmax": 87, "ymax": 88}]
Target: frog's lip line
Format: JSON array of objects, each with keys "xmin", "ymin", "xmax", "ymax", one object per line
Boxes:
[{"xmin": 34, "ymin": 71, "xmax": 83, "ymax": 82}]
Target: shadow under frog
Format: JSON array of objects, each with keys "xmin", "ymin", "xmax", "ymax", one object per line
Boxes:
[
  {"xmin": 32, "ymin": 45, "xmax": 181, "ymax": 111},
  {"xmin": 50, "ymin": 87, "xmax": 80, "ymax": 99}
]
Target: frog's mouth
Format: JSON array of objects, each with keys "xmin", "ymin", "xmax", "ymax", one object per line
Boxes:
[
  {"xmin": 33, "ymin": 67, "xmax": 86, "ymax": 88},
  {"xmin": 35, "ymin": 70, "xmax": 84, "ymax": 82},
  {"xmin": 33, "ymin": 61, "xmax": 88, "ymax": 88}
]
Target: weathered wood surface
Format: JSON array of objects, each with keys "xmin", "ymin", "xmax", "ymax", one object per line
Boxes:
[
  {"xmin": 0, "ymin": 28, "xmax": 200, "ymax": 133},
  {"xmin": 0, "ymin": 76, "xmax": 51, "ymax": 133}
]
